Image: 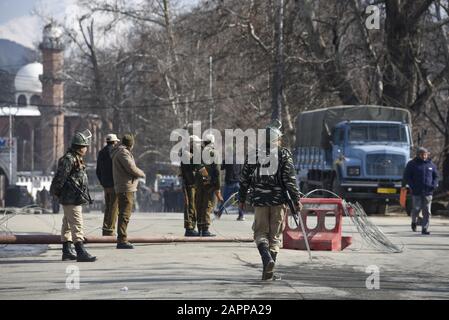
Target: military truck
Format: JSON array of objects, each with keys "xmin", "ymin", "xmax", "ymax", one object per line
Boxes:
[{"xmin": 295, "ymin": 105, "xmax": 413, "ymax": 214}]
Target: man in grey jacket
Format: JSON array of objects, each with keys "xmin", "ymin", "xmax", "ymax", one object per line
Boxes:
[{"xmin": 111, "ymin": 134, "xmax": 146, "ymax": 249}]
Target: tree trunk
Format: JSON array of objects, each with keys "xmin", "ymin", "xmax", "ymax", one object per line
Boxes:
[
  {"xmin": 382, "ymin": 0, "xmax": 433, "ymax": 110},
  {"xmin": 271, "ymin": 0, "xmax": 284, "ymax": 122}
]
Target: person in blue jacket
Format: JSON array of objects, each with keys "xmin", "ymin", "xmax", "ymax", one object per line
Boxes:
[{"xmin": 403, "ymin": 147, "xmax": 438, "ymax": 235}]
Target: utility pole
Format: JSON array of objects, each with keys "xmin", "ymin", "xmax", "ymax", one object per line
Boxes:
[
  {"xmin": 209, "ymin": 56, "xmax": 214, "ymax": 129},
  {"xmin": 9, "ymin": 105, "xmax": 12, "ymax": 182},
  {"xmin": 271, "ymin": 0, "xmax": 284, "ymax": 123}
]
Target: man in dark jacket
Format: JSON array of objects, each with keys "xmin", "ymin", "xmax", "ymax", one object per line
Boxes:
[
  {"xmin": 403, "ymin": 147, "xmax": 438, "ymax": 235},
  {"xmin": 239, "ymin": 121, "xmax": 301, "ymax": 281},
  {"xmin": 97, "ymin": 134, "xmax": 120, "ymax": 236},
  {"xmin": 50, "ymin": 130, "xmax": 96, "ymax": 262}
]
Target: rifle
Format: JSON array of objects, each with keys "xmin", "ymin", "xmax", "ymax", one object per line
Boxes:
[
  {"xmin": 67, "ymin": 177, "xmax": 93, "ymax": 205},
  {"xmin": 282, "ymin": 187, "xmax": 312, "ymax": 261},
  {"xmin": 278, "ymin": 158, "xmax": 312, "ymax": 261}
]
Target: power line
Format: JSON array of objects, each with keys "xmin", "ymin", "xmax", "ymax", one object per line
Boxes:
[{"xmin": 0, "ymin": 88, "xmax": 269, "ymax": 111}]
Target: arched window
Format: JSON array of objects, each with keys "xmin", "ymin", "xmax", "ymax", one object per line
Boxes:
[
  {"xmin": 30, "ymin": 95, "xmax": 41, "ymax": 106},
  {"xmin": 17, "ymin": 95, "xmax": 27, "ymax": 106}
]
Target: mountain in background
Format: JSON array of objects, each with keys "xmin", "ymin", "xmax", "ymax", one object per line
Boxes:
[
  {"xmin": 0, "ymin": 39, "xmax": 38, "ymax": 105},
  {"xmin": 0, "ymin": 39, "xmax": 37, "ymax": 74}
]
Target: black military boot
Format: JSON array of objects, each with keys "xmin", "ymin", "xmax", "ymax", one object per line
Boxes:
[
  {"xmin": 422, "ymin": 228, "xmax": 430, "ymax": 235},
  {"xmin": 62, "ymin": 241, "xmax": 77, "ymax": 261},
  {"xmin": 74, "ymin": 242, "xmax": 97, "ymax": 262},
  {"xmin": 184, "ymin": 229, "xmax": 200, "ymax": 237},
  {"xmin": 117, "ymin": 242, "xmax": 134, "ymax": 249},
  {"xmin": 258, "ymin": 243, "xmax": 275, "ymax": 280},
  {"xmin": 411, "ymin": 222, "xmax": 417, "ymax": 232},
  {"xmin": 201, "ymin": 228, "xmax": 216, "ymax": 237}
]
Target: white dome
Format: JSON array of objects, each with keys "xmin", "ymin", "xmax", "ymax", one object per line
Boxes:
[{"xmin": 14, "ymin": 62, "xmax": 43, "ymax": 93}]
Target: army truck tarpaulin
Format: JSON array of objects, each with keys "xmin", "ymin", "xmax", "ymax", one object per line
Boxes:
[{"xmin": 295, "ymin": 105, "xmax": 412, "ymax": 214}]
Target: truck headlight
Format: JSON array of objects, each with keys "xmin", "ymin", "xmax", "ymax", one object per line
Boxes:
[{"xmin": 347, "ymin": 166, "xmax": 361, "ymax": 176}]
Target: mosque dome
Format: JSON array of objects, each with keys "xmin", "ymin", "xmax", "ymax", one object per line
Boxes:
[{"xmin": 14, "ymin": 62, "xmax": 43, "ymax": 93}]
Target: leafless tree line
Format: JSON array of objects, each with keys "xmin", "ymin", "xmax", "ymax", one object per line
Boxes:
[{"xmin": 55, "ymin": 0, "xmax": 449, "ymax": 185}]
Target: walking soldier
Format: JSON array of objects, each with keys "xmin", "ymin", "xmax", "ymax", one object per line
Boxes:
[{"xmin": 238, "ymin": 121, "xmax": 301, "ymax": 280}]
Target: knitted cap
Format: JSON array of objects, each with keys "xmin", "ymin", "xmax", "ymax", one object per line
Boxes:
[{"xmin": 122, "ymin": 134, "xmax": 135, "ymax": 148}]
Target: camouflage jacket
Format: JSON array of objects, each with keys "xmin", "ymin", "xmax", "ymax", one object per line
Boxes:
[
  {"xmin": 238, "ymin": 147, "xmax": 300, "ymax": 207},
  {"xmin": 50, "ymin": 149, "xmax": 90, "ymax": 206}
]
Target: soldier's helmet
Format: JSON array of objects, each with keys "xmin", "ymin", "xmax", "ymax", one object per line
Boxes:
[
  {"xmin": 266, "ymin": 119, "xmax": 283, "ymax": 143},
  {"xmin": 71, "ymin": 129, "xmax": 92, "ymax": 147},
  {"xmin": 203, "ymin": 133, "xmax": 215, "ymax": 145}
]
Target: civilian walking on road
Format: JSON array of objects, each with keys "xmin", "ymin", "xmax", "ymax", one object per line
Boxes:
[{"xmin": 403, "ymin": 147, "xmax": 438, "ymax": 235}]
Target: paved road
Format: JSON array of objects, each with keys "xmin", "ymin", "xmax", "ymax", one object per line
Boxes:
[{"xmin": 1, "ymin": 211, "xmax": 449, "ymax": 299}]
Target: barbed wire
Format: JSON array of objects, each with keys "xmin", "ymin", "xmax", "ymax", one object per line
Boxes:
[{"xmin": 304, "ymin": 188, "xmax": 403, "ymax": 253}]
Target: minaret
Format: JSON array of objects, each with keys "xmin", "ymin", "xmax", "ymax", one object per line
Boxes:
[{"xmin": 39, "ymin": 23, "xmax": 65, "ymax": 174}]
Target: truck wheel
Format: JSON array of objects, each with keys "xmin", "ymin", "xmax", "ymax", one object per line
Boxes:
[
  {"xmin": 360, "ymin": 200, "xmax": 374, "ymax": 215},
  {"xmin": 377, "ymin": 202, "xmax": 387, "ymax": 215},
  {"xmin": 360, "ymin": 200, "xmax": 385, "ymax": 215}
]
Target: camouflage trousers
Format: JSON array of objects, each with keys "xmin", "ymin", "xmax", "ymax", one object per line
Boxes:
[{"xmin": 253, "ymin": 205, "xmax": 286, "ymax": 253}]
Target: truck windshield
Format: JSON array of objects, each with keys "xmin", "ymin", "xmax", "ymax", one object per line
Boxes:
[{"xmin": 348, "ymin": 124, "xmax": 408, "ymax": 143}]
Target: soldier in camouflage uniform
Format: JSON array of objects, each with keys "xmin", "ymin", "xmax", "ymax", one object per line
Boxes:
[
  {"xmin": 238, "ymin": 121, "xmax": 301, "ymax": 280},
  {"xmin": 195, "ymin": 134, "xmax": 224, "ymax": 237},
  {"xmin": 50, "ymin": 130, "xmax": 96, "ymax": 262}
]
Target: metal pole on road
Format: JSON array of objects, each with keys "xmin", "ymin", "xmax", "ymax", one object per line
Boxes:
[{"xmin": 0, "ymin": 234, "xmax": 254, "ymax": 245}]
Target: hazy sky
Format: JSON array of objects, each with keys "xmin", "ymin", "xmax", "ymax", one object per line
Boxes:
[
  {"xmin": 0, "ymin": 0, "xmax": 36, "ymax": 24},
  {"xmin": 0, "ymin": 0, "xmax": 200, "ymax": 49}
]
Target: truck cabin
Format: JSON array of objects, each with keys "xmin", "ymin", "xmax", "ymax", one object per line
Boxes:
[
  {"xmin": 331, "ymin": 121, "xmax": 411, "ymax": 147},
  {"xmin": 329, "ymin": 121, "xmax": 412, "ymax": 181}
]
